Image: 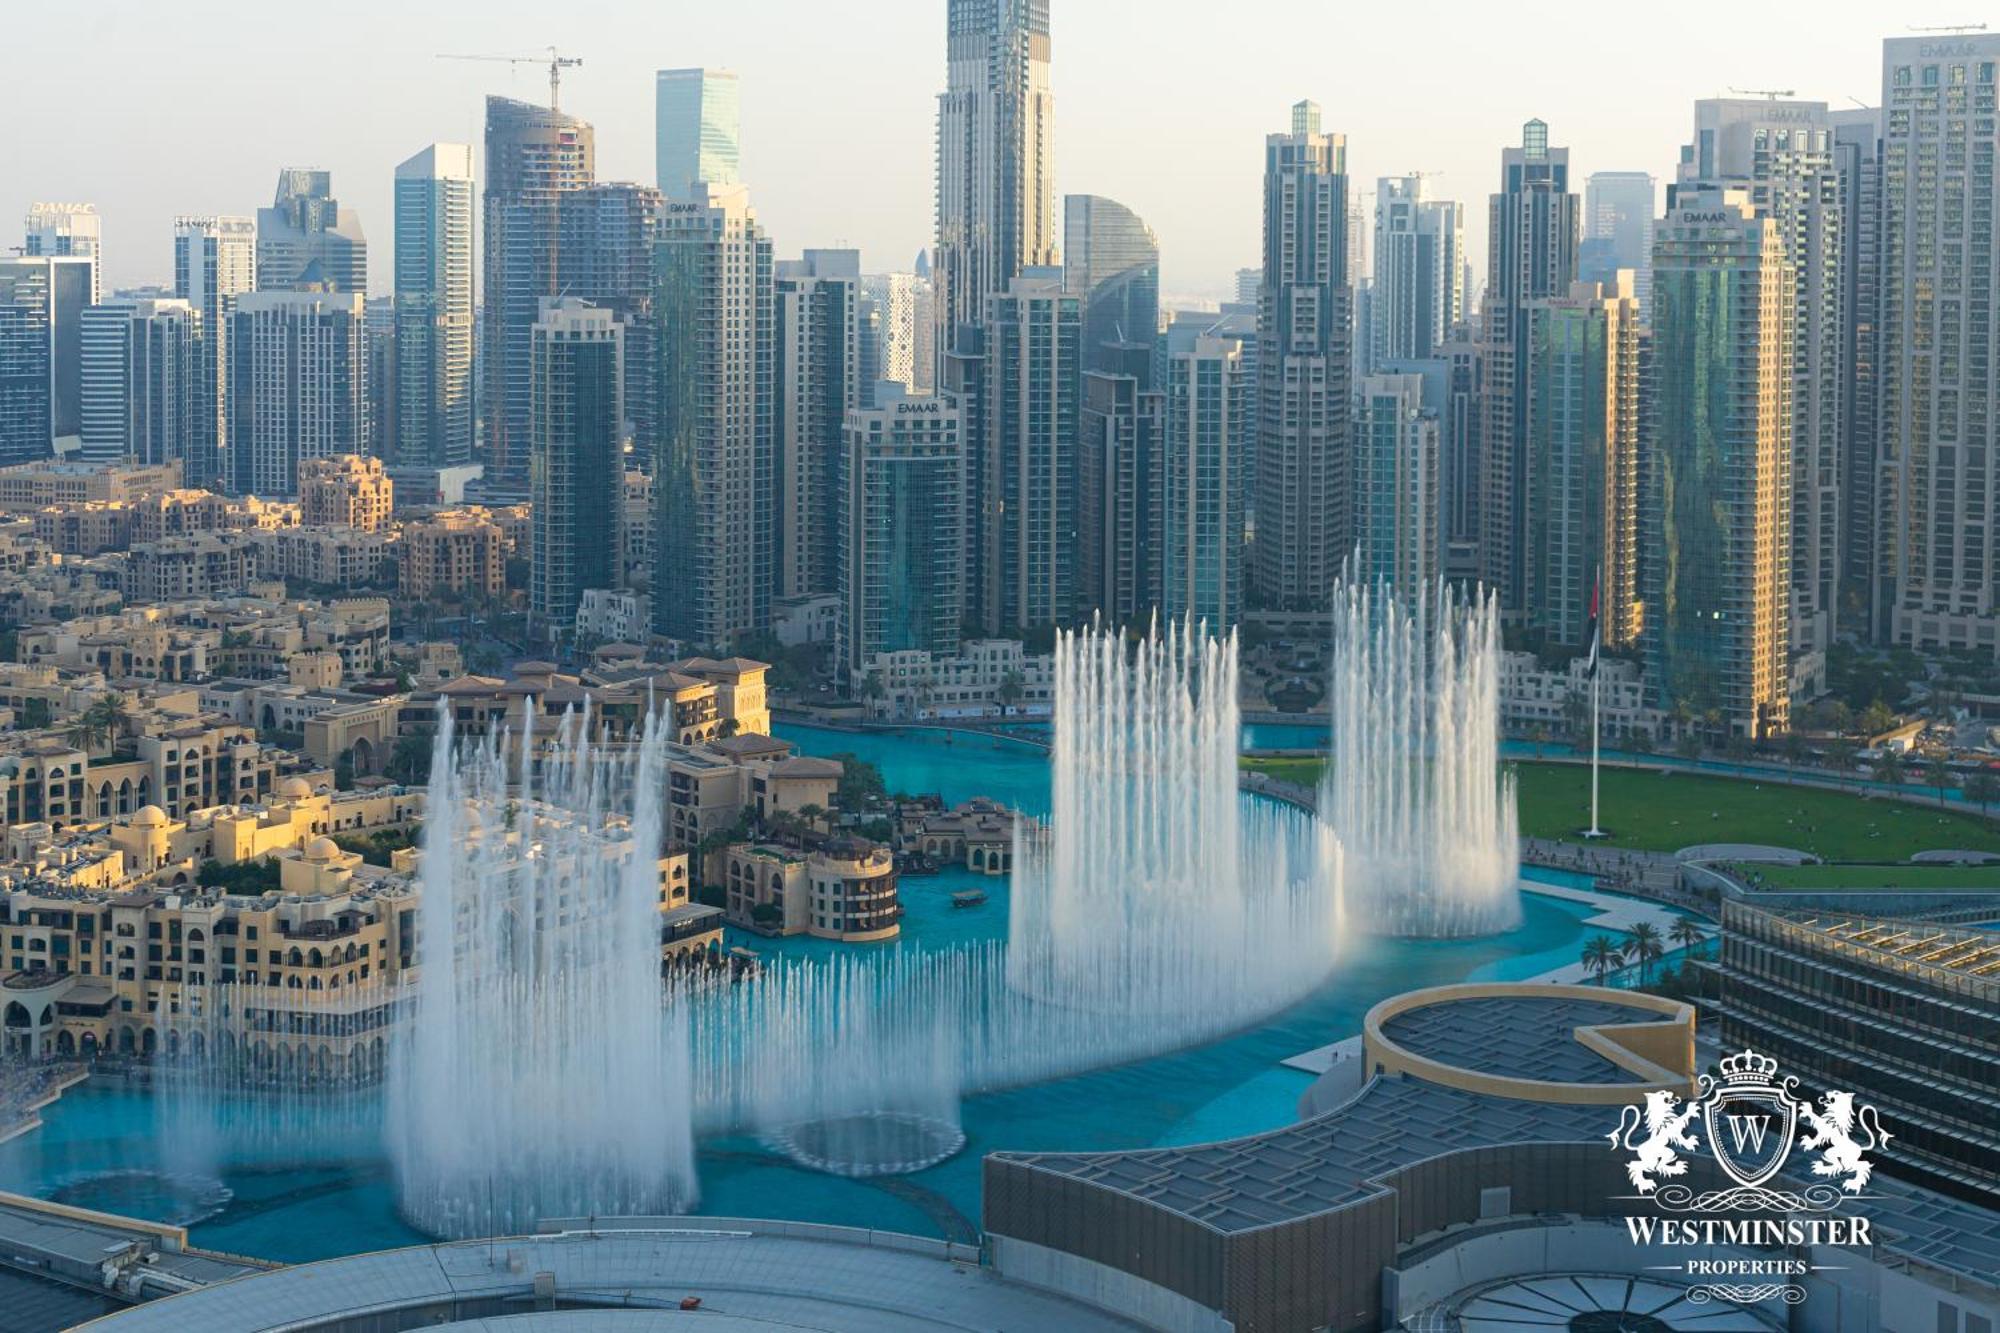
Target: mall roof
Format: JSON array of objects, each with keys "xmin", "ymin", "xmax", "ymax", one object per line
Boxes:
[
  {"xmin": 992, "ymin": 1072, "xmax": 2000, "ymax": 1284},
  {"xmin": 1379, "ymin": 994, "xmax": 1652, "ymax": 1084},
  {"xmin": 72, "ymin": 1221, "xmax": 1146, "ymax": 1333},
  {"xmin": 1792, "ymin": 912, "xmax": 2000, "ymax": 986}
]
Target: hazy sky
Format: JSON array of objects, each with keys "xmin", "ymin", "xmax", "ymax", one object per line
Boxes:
[{"xmin": 5, "ymin": 0, "xmax": 1904, "ymax": 303}]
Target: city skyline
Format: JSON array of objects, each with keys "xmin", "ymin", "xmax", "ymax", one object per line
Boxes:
[{"xmin": 5, "ymin": 0, "xmax": 1906, "ymax": 301}]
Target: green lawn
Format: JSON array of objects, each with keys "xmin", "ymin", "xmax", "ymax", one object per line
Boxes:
[
  {"xmin": 1734, "ymin": 862, "xmax": 2000, "ymax": 890},
  {"xmin": 1238, "ymin": 756, "xmax": 1326, "ymax": 788},
  {"xmin": 1239, "ymin": 756, "xmax": 2000, "ymax": 861},
  {"xmin": 1513, "ymin": 765, "xmax": 2000, "ymax": 859}
]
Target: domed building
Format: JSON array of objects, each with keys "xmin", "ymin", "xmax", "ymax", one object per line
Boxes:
[{"xmin": 278, "ymin": 834, "xmax": 362, "ymax": 896}]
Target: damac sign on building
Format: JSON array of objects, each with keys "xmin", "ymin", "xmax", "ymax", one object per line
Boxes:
[{"xmin": 1606, "ymin": 1049, "xmax": 1891, "ymax": 1309}]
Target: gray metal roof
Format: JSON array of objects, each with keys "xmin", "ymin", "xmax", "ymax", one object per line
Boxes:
[
  {"xmin": 1379, "ymin": 995, "xmax": 1653, "ymax": 1084},
  {"xmin": 993, "ymin": 1074, "xmax": 2000, "ymax": 1286},
  {"xmin": 995, "ymin": 1077, "xmax": 1610, "ymax": 1233},
  {"xmin": 71, "ymin": 1222, "xmax": 1148, "ymax": 1333}
]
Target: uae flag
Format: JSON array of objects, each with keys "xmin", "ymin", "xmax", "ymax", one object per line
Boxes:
[{"xmin": 1584, "ymin": 572, "xmax": 1602, "ymax": 679}]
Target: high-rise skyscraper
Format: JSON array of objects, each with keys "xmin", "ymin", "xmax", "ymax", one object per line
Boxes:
[
  {"xmin": 483, "ymin": 95, "xmax": 595, "ymax": 486},
  {"xmin": 1439, "ymin": 337, "xmax": 1483, "ymax": 566},
  {"xmin": 78, "ymin": 298, "xmax": 203, "ymax": 467},
  {"xmin": 25, "ymin": 203, "xmax": 102, "ymax": 304},
  {"xmin": 973, "ymin": 272, "xmax": 1080, "ymax": 632},
  {"xmin": 0, "ymin": 255, "xmax": 92, "ymax": 447},
  {"xmin": 174, "ymin": 215, "xmax": 256, "ymax": 487},
  {"xmin": 935, "ymin": 0, "xmax": 1057, "ymax": 358},
  {"xmin": 652, "ymin": 181, "xmax": 774, "ymax": 649},
  {"xmin": 1830, "ymin": 107, "xmax": 1882, "ymax": 632},
  {"xmin": 1078, "ymin": 369, "xmax": 1162, "ymax": 623},
  {"xmin": 774, "ymin": 248, "xmax": 862, "ymax": 601},
  {"xmin": 1645, "ymin": 188, "xmax": 1793, "ymax": 740},
  {"xmin": 1162, "ymin": 331, "xmax": 1248, "ymax": 630},
  {"xmin": 1371, "ymin": 176, "xmax": 1464, "ymax": 366},
  {"xmin": 394, "ymin": 143, "xmax": 476, "ymax": 470},
  {"xmin": 228, "ymin": 289, "xmax": 367, "ymax": 496},
  {"xmin": 1680, "ymin": 97, "xmax": 1844, "ymax": 658},
  {"xmin": 1479, "ymin": 119, "xmax": 1580, "ymax": 613},
  {"xmin": 1580, "ymin": 172, "xmax": 1656, "ymax": 316},
  {"xmin": 257, "ymin": 170, "xmax": 368, "ymax": 293},
  {"xmin": 1351, "ymin": 371, "xmax": 1441, "ymax": 603},
  {"xmin": 863, "ymin": 270, "xmax": 935, "ymax": 394},
  {"xmin": 1877, "ymin": 36, "xmax": 2000, "ymax": 652},
  {"xmin": 530, "ymin": 298, "xmax": 623, "ymax": 632},
  {"xmin": 839, "ymin": 386, "xmax": 965, "ymax": 682},
  {"xmin": 1522, "ymin": 276, "xmax": 1642, "ymax": 651},
  {"xmin": 1063, "ymin": 194, "xmax": 1160, "ymax": 382},
  {"xmin": 655, "ymin": 68, "xmax": 741, "ymax": 202},
  {"xmin": 558, "ymin": 182, "xmax": 666, "ymax": 454},
  {"xmin": 0, "ymin": 262, "xmax": 55, "ymax": 464},
  {"xmin": 1254, "ymin": 99, "xmax": 1351, "ymax": 611}
]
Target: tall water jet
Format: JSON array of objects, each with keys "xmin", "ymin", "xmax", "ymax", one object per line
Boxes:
[
  {"xmin": 1008, "ymin": 621, "xmax": 1342, "ymax": 1034},
  {"xmin": 388, "ymin": 704, "xmax": 697, "ymax": 1237},
  {"xmin": 1322, "ymin": 580, "xmax": 1521, "ymax": 937}
]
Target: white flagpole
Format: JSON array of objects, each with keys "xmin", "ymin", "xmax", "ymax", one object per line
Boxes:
[{"xmin": 1589, "ymin": 659, "xmax": 1602, "ymax": 837}]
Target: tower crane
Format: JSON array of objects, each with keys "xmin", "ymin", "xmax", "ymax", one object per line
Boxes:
[
  {"xmin": 437, "ymin": 47, "xmax": 583, "ymax": 112},
  {"xmin": 1727, "ymin": 87, "xmax": 1796, "ymax": 100}
]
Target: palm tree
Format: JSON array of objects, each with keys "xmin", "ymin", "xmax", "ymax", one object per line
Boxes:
[
  {"xmin": 1581, "ymin": 935, "xmax": 1626, "ymax": 986},
  {"xmin": 1924, "ymin": 757, "xmax": 1953, "ymax": 807},
  {"xmin": 1874, "ymin": 750, "xmax": 1905, "ymax": 787},
  {"xmin": 1668, "ymin": 917, "xmax": 1709, "ymax": 961},
  {"xmin": 797, "ymin": 803, "xmax": 827, "ymax": 834},
  {"xmin": 1967, "ymin": 771, "xmax": 1998, "ymax": 814},
  {"xmin": 1625, "ymin": 922, "xmax": 1665, "ymax": 984},
  {"xmin": 1781, "ymin": 731, "xmax": 1808, "ymax": 783},
  {"xmin": 68, "ymin": 692, "xmax": 125, "ymax": 752}
]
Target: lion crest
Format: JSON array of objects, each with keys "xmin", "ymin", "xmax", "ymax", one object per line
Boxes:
[
  {"xmin": 1798, "ymin": 1091, "xmax": 1891, "ymax": 1192},
  {"xmin": 1608, "ymin": 1088, "xmax": 1703, "ymax": 1193}
]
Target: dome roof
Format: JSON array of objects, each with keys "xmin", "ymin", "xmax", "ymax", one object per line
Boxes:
[
  {"xmin": 278, "ymin": 776, "xmax": 312, "ymax": 800},
  {"xmin": 304, "ymin": 836, "xmax": 340, "ymax": 862},
  {"xmin": 132, "ymin": 805, "xmax": 168, "ymax": 827}
]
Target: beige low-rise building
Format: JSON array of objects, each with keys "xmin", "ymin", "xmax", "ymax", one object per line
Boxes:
[
  {"xmin": 0, "ymin": 460, "xmax": 182, "ymax": 512},
  {"xmin": 298, "ymin": 456, "xmax": 394, "ymax": 533},
  {"xmin": 253, "ymin": 525, "xmax": 397, "ymax": 591},
  {"xmin": 722, "ymin": 838, "xmax": 898, "ymax": 942},
  {"xmin": 400, "ymin": 509, "xmax": 505, "ymax": 599},
  {"xmin": 120, "ymin": 533, "xmax": 262, "ymax": 603},
  {"xmin": 908, "ymin": 797, "xmax": 1016, "ymax": 874}
]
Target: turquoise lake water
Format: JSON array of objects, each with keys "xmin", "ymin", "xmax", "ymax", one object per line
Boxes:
[{"xmin": 0, "ymin": 724, "xmax": 1647, "ymax": 1262}]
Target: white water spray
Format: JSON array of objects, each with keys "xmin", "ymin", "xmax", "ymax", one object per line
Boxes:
[{"xmin": 1322, "ymin": 580, "xmax": 1521, "ymax": 937}]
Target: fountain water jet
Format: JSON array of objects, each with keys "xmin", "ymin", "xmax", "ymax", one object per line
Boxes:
[
  {"xmin": 1321, "ymin": 580, "xmax": 1520, "ymax": 937},
  {"xmin": 1007, "ymin": 621, "xmax": 1343, "ymax": 1031},
  {"xmin": 387, "ymin": 703, "xmax": 697, "ymax": 1237}
]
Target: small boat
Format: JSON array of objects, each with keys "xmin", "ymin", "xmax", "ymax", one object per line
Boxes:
[{"xmin": 951, "ymin": 889, "xmax": 988, "ymax": 909}]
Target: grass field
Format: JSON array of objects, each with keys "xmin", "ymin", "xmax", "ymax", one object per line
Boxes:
[
  {"xmin": 1239, "ymin": 756, "xmax": 1326, "ymax": 788},
  {"xmin": 1239, "ymin": 756, "xmax": 2000, "ymax": 861},
  {"xmin": 1734, "ymin": 862, "xmax": 2000, "ymax": 890}
]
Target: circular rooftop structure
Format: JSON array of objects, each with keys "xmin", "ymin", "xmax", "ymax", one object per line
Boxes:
[
  {"xmin": 277, "ymin": 776, "xmax": 313, "ymax": 800},
  {"xmin": 1362, "ymin": 982, "xmax": 1695, "ymax": 1105},
  {"xmin": 130, "ymin": 805, "xmax": 169, "ymax": 827},
  {"xmin": 303, "ymin": 836, "xmax": 340, "ymax": 862}
]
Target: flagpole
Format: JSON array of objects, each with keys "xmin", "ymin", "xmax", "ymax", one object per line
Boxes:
[
  {"xmin": 1589, "ymin": 657, "xmax": 1602, "ymax": 837},
  {"xmin": 1586, "ymin": 564, "xmax": 1604, "ymax": 839}
]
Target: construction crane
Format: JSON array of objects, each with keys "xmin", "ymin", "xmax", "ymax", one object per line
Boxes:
[
  {"xmin": 1907, "ymin": 22, "xmax": 1988, "ymax": 32},
  {"xmin": 1728, "ymin": 87, "xmax": 1796, "ymax": 100},
  {"xmin": 438, "ymin": 47, "xmax": 583, "ymax": 112}
]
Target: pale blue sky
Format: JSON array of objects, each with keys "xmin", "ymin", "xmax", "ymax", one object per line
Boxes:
[{"xmin": 4, "ymin": 0, "xmax": 1906, "ymax": 301}]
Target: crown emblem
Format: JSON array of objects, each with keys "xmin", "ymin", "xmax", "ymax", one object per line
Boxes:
[{"xmin": 1717, "ymin": 1049, "xmax": 1780, "ymax": 1086}]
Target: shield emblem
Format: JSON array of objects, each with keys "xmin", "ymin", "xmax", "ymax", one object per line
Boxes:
[{"xmin": 1703, "ymin": 1087, "xmax": 1797, "ymax": 1187}]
